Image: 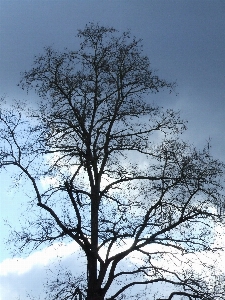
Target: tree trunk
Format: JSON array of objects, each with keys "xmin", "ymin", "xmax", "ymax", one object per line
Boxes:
[
  {"xmin": 86, "ymin": 290, "xmax": 104, "ymax": 300},
  {"xmin": 86, "ymin": 187, "xmax": 102, "ymax": 300}
]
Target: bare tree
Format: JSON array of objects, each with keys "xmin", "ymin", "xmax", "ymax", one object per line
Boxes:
[{"xmin": 0, "ymin": 23, "xmax": 224, "ymax": 300}]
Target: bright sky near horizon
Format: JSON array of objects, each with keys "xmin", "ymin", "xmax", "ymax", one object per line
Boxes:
[{"xmin": 0, "ymin": 0, "xmax": 225, "ymax": 299}]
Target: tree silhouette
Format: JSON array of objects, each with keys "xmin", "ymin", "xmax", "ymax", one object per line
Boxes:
[{"xmin": 0, "ymin": 23, "xmax": 224, "ymax": 300}]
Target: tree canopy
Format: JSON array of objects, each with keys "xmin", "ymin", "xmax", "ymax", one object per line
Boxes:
[{"xmin": 0, "ymin": 23, "xmax": 225, "ymax": 300}]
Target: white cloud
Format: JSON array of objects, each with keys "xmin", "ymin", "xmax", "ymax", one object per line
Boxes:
[
  {"xmin": 40, "ymin": 176, "xmax": 59, "ymax": 189},
  {"xmin": 0, "ymin": 227, "xmax": 224, "ymax": 300},
  {"xmin": 0, "ymin": 242, "xmax": 80, "ymax": 276},
  {"xmin": 0, "ymin": 242, "xmax": 82, "ymax": 300}
]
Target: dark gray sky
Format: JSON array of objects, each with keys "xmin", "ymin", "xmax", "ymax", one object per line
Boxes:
[
  {"xmin": 0, "ymin": 0, "xmax": 225, "ymax": 298},
  {"xmin": 0, "ymin": 0, "xmax": 224, "ymax": 158}
]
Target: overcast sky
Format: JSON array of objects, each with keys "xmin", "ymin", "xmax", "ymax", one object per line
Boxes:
[{"xmin": 0, "ymin": 0, "xmax": 225, "ymax": 299}]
